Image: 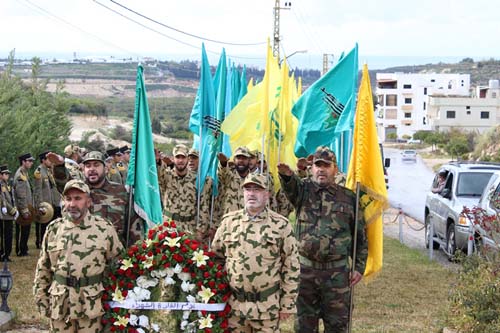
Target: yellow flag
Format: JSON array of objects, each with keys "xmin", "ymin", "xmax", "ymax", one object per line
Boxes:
[{"xmin": 346, "ymin": 64, "xmax": 389, "ymax": 282}]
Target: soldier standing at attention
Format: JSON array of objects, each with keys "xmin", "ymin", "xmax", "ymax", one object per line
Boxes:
[
  {"xmin": 34, "ymin": 179, "xmax": 123, "ymax": 333},
  {"xmin": 0, "ymin": 165, "xmax": 17, "ymax": 262},
  {"xmin": 105, "ymin": 147, "xmax": 123, "ymax": 184},
  {"xmin": 14, "ymin": 153, "xmax": 35, "ymax": 257},
  {"xmin": 33, "ymin": 151, "xmax": 62, "ymax": 249},
  {"xmin": 49, "ymin": 151, "xmax": 143, "ymax": 247},
  {"xmin": 212, "ymin": 173, "xmax": 299, "ymax": 332},
  {"xmin": 187, "ymin": 148, "xmax": 199, "ymax": 172},
  {"xmin": 277, "ymin": 146, "xmax": 367, "ymax": 333}
]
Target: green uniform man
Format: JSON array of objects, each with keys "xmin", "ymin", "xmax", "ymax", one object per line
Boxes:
[
  {"xmin": 13, "ymin": 152, "xmax": 35, "ymax": 256},
  {"xmin": 105, "ymin": 147, "xmax": 123, "ymax": 185},
  {"xmin": 0, "ymin": 165, "xmax": 17, "ymax": 261},
  {"xmin": 212, "ymin": 173, "xmax": 300, "ymax": 333},
  {"xmin": 34, "ymin": 179, "xmax": 123, "ymax": 332},
  {"xmin": 278, "ymin": 146, "xmax": 367, "ymax": 333}
]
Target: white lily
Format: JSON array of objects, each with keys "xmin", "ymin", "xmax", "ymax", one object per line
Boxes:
[
  {"xmin": 111, "ymin": 286, "xmax": 125, "ymax": 302},
  {"xmin": 136, "ymin": 276, "xmax": 158, "ymax": 289},
  {"xmin": 181, "ymin": 280, "xmax": 196, "ymax": 292},
  {"xmin": 180, "ymin": 320, "xmax": 189, "ymax": 330},
  {"xmin": 164, "ymin": 276, "xmax": 175, "ymax": 285},
  {"xmin": 178, "ymin": 272, "xmax": 191, "ymax": 282},
  {"xmin": 192, "ymin": 249, "xmax": 209, "ymax": 267},
  {"xmin": 182, "ymin": 310, "xmax": 191, "ymax": 319},
  {"xmin": 164, "ymin": 236, "xmax": 181, "ymax": 247},
  {"xmin": 137, "ymin": 329, "xmax": 145, "ymax": 333},
  {"xmin": 144, "ymin": 238, "xmax": 154, "ymax": 248},
  {"xmin": 151, "ymin": 323, "xmax": 160, "ymax": 332},
  {"xmin": 173, "ymin": 263, "xmax": 183, "ymax": 274},
  {"xmin": 143, "ymin": 254, "xmax": 154, "ymax": 269},
  {"xmin": 151, "ymin": 269, "xmax": 167, "ymax": 278},
  {"xmin": 126, "ymin": 286, "xmax": 151, "ymax": 301},
  {"xmin": 129, "ymin": 314, "xmax": 138, "ymax": 326},
  {"xmin": 186, "ymin": 295, "xmax": 196, "ymax": 303},
  {"xmin": 138, "ymin": 315, "xmax": 149, "ymax": 327},
  {"xmin": 198, "ymin": 286, "xmax": 215, "ymax": 303},
  {"xmin": 120, "ymin": 258, "xmax": 133, "ymax": 271},
  {"xmin": 114, "ymin": 315, "xmax": 129, "ymax": 326},
  {"xmin": 199, "ymin": 315, "xmax": 213, "ymax": 329}
]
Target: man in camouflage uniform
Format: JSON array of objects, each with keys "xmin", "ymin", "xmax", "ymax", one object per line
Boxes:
[
  {"xmin": 63, "ymin": 144, "xmax": 84, "ymax": 181},
  {"xmin": 187, "ymin": 148, "xmax": 199, "ymax": 172},
  {"xmin": 34, "ymin": 151, "xmax": 62, "ymax": 249},
  {"xmin": 14, "ymin": 153, "xmax": 35, "ymax": 257},
  {"xmin": 212, "ymin": 173, "xmax": 300, "ymax": 332},
  {"xmin": 33, "ymin": 179, "xmax": 123, "ymax": 332},
  {"xmin": 105, "ymin": 147, "xmax": 123, "ymax": 184},
  {"xmin": 158, "ymin": 144, "xmax": 211, "ymax": 241},
  {"xmin": 49, "ymin": 151, "xmax": 144, "ymax": 247},
  {"xmin": 118, "ymin": 145, "xmax": 131, "ymax": 181},
  {"xmin": 0, "ymin": 165, "xmax": 17, "ymax": 262},
  {"xmin": 277, "ymin": 146, "xmax": 367, "ymax": 333}
]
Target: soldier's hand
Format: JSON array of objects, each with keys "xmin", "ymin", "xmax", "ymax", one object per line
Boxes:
[
  {"xmin": 217, "ymin": 153, "xmax": 228, "ymax": 166},
  {"xmin": 38, "ymin": 207, "xmax": 46, "ymax": 215},
  {"xmin": 277, "ymin": 163, "xmax": 293, "ymax": 177},
  {"xmin": 350, "ymin": 270, "xmax": 363, "ymax": 287},
  {"xmin": 296, "ymin": 158, "xmax": 309, "ymax": 171},
  {"xmin": 22, "ymin": 212, "xmax": 31, "ymax": 219},
  {"xmin": 1, "ymin": 207, "xmax": 6, "ymax": 215},
  {"xmin": 162, "ymin": 155, "xmax": 173, "ymax": 167},
  {"xmin": 14, "ymin": 211, "xmax": 19, "ymax": 220},
  {"xmin": 46, "ymin": 152, "xmax": 64, "ymax": 166}
]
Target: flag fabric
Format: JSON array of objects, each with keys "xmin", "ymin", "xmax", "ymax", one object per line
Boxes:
[
  {"xmin": 126, "ymin": 65, "xmax": 163, "ymax": 231},
  {"xmin": 292, "ymin": 44, "xmax": 358, "ymax": 157},
  {"xmin": 346, "ymin": 63, "xmax": 389, "ymax": 281}
]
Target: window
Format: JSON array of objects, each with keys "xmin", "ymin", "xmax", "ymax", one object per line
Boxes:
[
  {"xmin": 467, "ymin": 111, "xmax": 471, "ymax": 115},
  {"xmin": 386, "ymin": 95, "xmax": 397, "ymax": 106},
  {"xmin": 403, "ymin": 84, "xmax": 412, "ymax": 89},
  {"xmin": 493, "ymin": 92, "xmax": 497, "ymax": 98},
  {"xmin": 385, "ymin": 109, "xmax": 397, "ymax": 119},
  {"xmin": 481, "ymin": 111, "xmax": 489, "ymax": 119},
  {"xmin": 404, "ymin": 97, "xmax": 412, "ymax": 104},
  {"xmin": 404, "ymin": 112, "xmax": 412, "ymax": 118},
  {"xmin": 446, "ymin": 110, "xmax": 456, "ymax": 119},
  {"xmin": 424, "ymin": 87, "xmax": 428, "ymax": 95},
  {"xmin": 466, "ymin": 106, "xmax": 470, "ymax": 110},
  {"xmin": 431, "ymin": 79, "xmax": 435, "ymax": 83},
  {"xmin": 423, "ymin": 102, "xmax": 426, "ymax": 110}
]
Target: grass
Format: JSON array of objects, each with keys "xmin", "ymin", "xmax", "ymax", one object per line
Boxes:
[{"xmin": 7, "ymin": 230, "xmax": 455, "ymax": 332}]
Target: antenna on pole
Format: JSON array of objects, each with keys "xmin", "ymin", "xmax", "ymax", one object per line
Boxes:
[{"xmin": 273, "ymin": 0, "xmax": 291, "ymax": 61}]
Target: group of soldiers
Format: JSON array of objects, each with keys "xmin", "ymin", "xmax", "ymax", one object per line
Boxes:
[{"xmin": 23, "ymin": 141, "xmax": 365, "ymax": 333}]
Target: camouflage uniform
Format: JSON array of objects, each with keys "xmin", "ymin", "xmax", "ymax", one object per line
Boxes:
[
  {"xmin": 106, "ymin": 162, "xmax": 123, "ymax": 184},
  {"xmin": 13, "ymin": 162, "xmax": 33, "ymax": 256},
  {"xmin": 64, "ymin": 159, "xmax": 84, "ymax": 181},
  {"xmin": 0, "ymin": 165, "xmax": 16, "ymax": 260},
  {"xmin": 279, "ymin": 147, "xmax": 367, "ymax": 333},
  {"xmin": 211, "ymin": 206, "xmax": 299, "ymax": 332},
  {"xmin": 34, "ymin": 158, "xmax": 62, "ymax": 248},
  {"xmin": 33, "ymin": 180, "xmax": 123, "ymax": 332}
]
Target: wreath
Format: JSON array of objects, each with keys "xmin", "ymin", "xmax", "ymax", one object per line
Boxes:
[{"xmin": 101, "ymin": 220, "xmax": 232, "ymax": 333}]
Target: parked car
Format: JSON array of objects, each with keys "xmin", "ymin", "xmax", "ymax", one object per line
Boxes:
[
  {"xmin": 474, "ymin": 170, "xmax": 500, "ymax": 249},
  {"xmin": 424, "ymin": 161, "xmax": 500, "ymax": 258},
  {"xmin": 407, "ymin": 139, "xmax": 422, "ymax": 144},
  {"xmin": 379, "ymin": 143, "xmax": 390, "ymax": 188},
  {"xmin": 401, "ymin": 149, "xmax": 417, "ymax": 162}
]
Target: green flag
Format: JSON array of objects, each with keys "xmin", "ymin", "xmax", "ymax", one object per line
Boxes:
[{"xmin": 126, "ymin": 65, "xmax": 163, "ymax": 230}]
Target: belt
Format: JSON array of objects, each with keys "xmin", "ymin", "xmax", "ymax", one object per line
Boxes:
[
  {"xmin": 299, "ymin": 255, "xmax": 346, "ymax": 270},
  {"xmin": 232, "ymin": 284, "xmax": 280, "ymax": 302},
  {"xmin": 54, "ymin": 274, "xmax": 102, "ymax": 288},
  {"xmin": 164, "ymin": 211, "xmax": 195, "ymax": 222}
]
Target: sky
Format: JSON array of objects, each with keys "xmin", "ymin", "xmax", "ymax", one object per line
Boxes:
[{"xmin": 1, "ymin": 0, "xmax": 499, "ymax": 70}]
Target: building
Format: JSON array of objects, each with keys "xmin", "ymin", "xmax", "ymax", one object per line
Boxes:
[
  {"xmin": 427, "ymin": 80, "xmax": 500, "ymax": 133},
  {"xmin": 375, "ymin": 73, "xmax": 470, "ymax": 140}
]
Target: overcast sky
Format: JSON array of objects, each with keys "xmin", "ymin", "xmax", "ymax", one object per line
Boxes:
[{"xmin": 1, "ymin": 0, "xmax": 499, "ymax": 69}]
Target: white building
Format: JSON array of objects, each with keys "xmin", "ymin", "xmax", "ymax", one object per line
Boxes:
[
  {"xmin": 427, "ymin": 80, "xmax": 500, "ymax": 133},
  {"xmin": 375, "ymin": 73, "xmax": 470, "ymax": 140}
]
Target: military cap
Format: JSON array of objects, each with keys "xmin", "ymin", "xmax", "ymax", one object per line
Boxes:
[
  {"xmin": 18, "ymin": 153, "xmax": 35, "ymax": 163},
  {"xmin": 120, "ymin": 145, "xmax": 131, "ymax": 154},
  {"xmin": 105, "ymin": 156, "xmax": 113, "ymax": 162},
  {"xmin": 243, "ymin": 173, "xmax": 268, "ymax": 189},
  {"xmin": 63, "ymin": 179, "xmax": 90, "ymax": 195},
  {"xmin": 173, "ymin": 144, "xmax": 188, "ymax": 157},
  {"xmin": 106, "ymin": 147, "xmax": 122, "ymax": 157},
  {"xmin": 234, "ymin": 146, "xmax": 251, "ymax": 158},
  {"xmin": 312, "ymin": 146, "xmax": 337, "ymax": 165},
  {"xmin": 82, "ymin": 151, "xmax": 106, "ymax": 165},
  {"xmin": 188, "ymin": 148, "xmax": 199, "ymax": 158},
  {"xmin": 249, "ymin": 149, "xmax": 258, "ymax": 158},
  {"xmin": 64, "ymin": 144, "xmax": 81, "ymax": 157},
  {"xmin": 39, "ymin": 151, "xmax": 50, "ymax": 162},
  {"xmin": 0, "ymin": 165, "xmax": 11, "ymax": 174}
]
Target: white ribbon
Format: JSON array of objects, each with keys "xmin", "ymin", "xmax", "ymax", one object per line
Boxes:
[{"xmin": 108, "ymin": 300, "xmax": 226, "ymax": 312}]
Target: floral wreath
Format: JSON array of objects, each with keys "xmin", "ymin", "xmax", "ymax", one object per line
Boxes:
[{"xmin": 102, "ymin": 220, "xmax": 231, "ymax": 333}]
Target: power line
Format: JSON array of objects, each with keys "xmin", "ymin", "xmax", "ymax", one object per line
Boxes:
[{"xmin": 108, "ymin": 0, "xmax": 267, "ymax": 47}]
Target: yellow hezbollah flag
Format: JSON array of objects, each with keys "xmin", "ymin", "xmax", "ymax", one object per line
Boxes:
[{"xmin": 346, "ymin": 64, "xmax": 389, "ymax": 281}]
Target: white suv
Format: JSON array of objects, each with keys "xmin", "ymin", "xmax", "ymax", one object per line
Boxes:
[
  {"xmin": 475, "ymin": 170, "xmax": 500, "ymax": 249},
  {"xmin": 424, "ymin": 162, "xmax": 500, "ymax": 258}
]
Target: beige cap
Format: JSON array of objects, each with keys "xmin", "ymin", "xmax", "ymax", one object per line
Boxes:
[
  {"xmin": 64, "ymin": 145, "xmax": 81, "ymax": 157},
  {"xmin": 312, "ymin": 146, "xmax": 337, "ymax": 165},
  {"xmin": 82, "ymin": 151, "xmax": 105, "ymax": 164},
  {"xmin": 188, "ymin": 148, "xmax": 199, "ymax": 157},
  {"xmin": 63, "ymin": 179, "xmax": 90, "ymax": 195},
  {"xmin": 234, "ymin": 146, "xmax": 251, "ymax": 158},
  {"xmin": 243, "ymin": 173, "xmax": 268, "ymax": 189},
  {"xmin": 173, "ymin": 144, "xmax": 188, "ymax": 157}
]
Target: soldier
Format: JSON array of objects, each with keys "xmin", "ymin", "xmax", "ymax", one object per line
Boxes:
[
  {"xmin": 277, "ymin": 146, "xmax": 367, "ymax": 333},
  {"xmin": 211, "ymin": 173, "xmax": 300, "ymax": 332},
  {"xmin": 187, "ymin": 148, "xmax": 199, "ymax": 172},
  {"xmin": 33, "ymin": 151, "xmax": 62, "ymax": 249},
  {"xmin": 0, "ymin": 165, "xmax": 17, "ymax": 262},
  {"xmin": 105, "ymin": 147, "xmax": 123, "ymax": 184},
  {"xmin": 49, "ymin": 151, "xmax": 144, "ymax": 247},
  {"xmin": 248, "ymin": 149, "xmax": 259, "ymax": 173},
  {"xmin": 13, "ymin": 153, "xmax": 35, "ymax": 257},
  {"xmin": 63, "ymin": 144, "xmax": 84, "ymax": 181},
  {"xmin": 158, "ymin": 144, "xmax": 211, "ymax": 241},
  {"xmin": 33, "ymin": 179, "xmax": 123, "ymax": 333},
  {"xmin": 118, "ymin": 145, "xmax": 131, "ymax": 181}
]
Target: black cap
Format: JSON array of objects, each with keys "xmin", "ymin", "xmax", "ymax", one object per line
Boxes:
[
  {"xmin": 106, "ymin": 147, "xmax": 122, "ymax": 157},
  {"xmin": 39, "ymin": 151, "xmax": 50, "ymax": 162},
  {"xmin": 0, "ymin": 165, "xmax": 11, "ymax": 174},
  {"xmin": 120, "ymin": 145, "xmax": 131, "ymax": 154},
  {"xmin": 18, "ymin": 153, "xmax": 35, "ymax": 163}
]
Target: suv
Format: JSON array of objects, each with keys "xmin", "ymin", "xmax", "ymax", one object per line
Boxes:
[
  {"xmin": 475, "ymin": 170, "xmax": 500, "ymax": 249},
  {"xmin": 401, "ymin": 149, "xmax": 417, "ymax": 162},
  {"xmin": 424, "ymin": 161, "xmax": 500, "ymax": 258}
]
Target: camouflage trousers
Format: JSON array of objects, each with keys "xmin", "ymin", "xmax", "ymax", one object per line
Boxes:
[
  {"xmin": 49, "ymin": 317, "xmax": 101, "ymax": 333},
  {"xmin": 229, "ymin": 310, "xmax": 280, "ymax": 333},
  {"xmin": 296, "ymin": 265, "xmax": 351, "ymax": 333}
]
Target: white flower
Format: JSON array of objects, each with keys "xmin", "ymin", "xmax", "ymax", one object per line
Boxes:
[
  {"xmin": 165, "ymin": 267, "xmax": 175, "ymax": 277},
  {"xmin": 143, "ymin": 254, "xmax": 154, "ymax": 269},
  {"xmin": 151, "ymin": 323, "xmax": 160, "ymax": 332},
  {"xmin": 151, "ymin": 269, "xmax": 167, "ymax": 278},
  {"xmin": 136, "ymin": 276, "xmax": 158, "ymax": 289},
  {"xmin": 111, "ymin": 286, "xmax": 125, "ymax": 302},
  {"xmin": 173, "ymin": 263, "xmax": 183, "ymax": 274},
  {"xmin": 198, "ymin": 286, "xmax": 215, "ymax": 303},
  {"xmin": 120, "ymin": 258, "xmax": 133, "ymax": 271},
  {"xmin": 181, "ymin": 280, "xmax": 196, "ymax": 292},
  {"xmin": 138, "ymin": 315, "xmax": 149, "ymax": 327},
  {"xmin": 199, "ymin": 315, "xmax": 213, "ymax": 329},
  {"xmin": 129, "ymin": 314, "xmax": 138, "ymax": 326},
  {"xmin": 126, "ymin": 287, "xmax": 151, "ymax": 301},
  {"xmin": 186, "ymin": 295, "xmax": 196, "ymax": 303},
  {"xmin": 192, "ymin": 249, "xmax": 209, "ymax": 267},
  {"xmin": 137, "ymin": 329, "xmax": 145, "ymax": 333},
  {"xmin": 144, "ymin": 238, "xmax": 154, "ymax": 248},
  {"xmin": 178, "ymin": 272, "xmax": 191, "ymax": 282},
  {"xmin": 114, "ymin": 315, "xmax": 129, "ymax": 326},
  {"xmin": 164, "ymin": 236, "xmax": 181, "ymax": 247},
  {"xmin": 164, "ymin": 276, "xmax": 175, "ymax": 285},
  {"xmin": 180, "ymin": 320, "xmax": 189, "ymax": 330},
  {"xmin": 182, "ymin": 310, "xmax": 191, "ymax": 319}
]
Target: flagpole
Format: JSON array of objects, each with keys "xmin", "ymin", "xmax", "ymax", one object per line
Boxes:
[
  {"xmin": 348, "ymin": 181, "xmax": 361, "ymax": 333},
  {"xmin": 196, "ymin": 121, "xmax": 203, "ymax": 232}
]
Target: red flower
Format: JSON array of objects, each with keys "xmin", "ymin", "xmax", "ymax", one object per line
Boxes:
[
  {"xmin": 190, "ymin": 243, "xmax": 198, "ymax": 251},
  {"xmin": 102, "ymin": 294, "xmax": 108, "ymax": 301},
  {"xmin": 170, "ymin": 221, "xmax": 176, "ymax": 228},
  {"xmin": 170, "ymin": 231, "xmax": 177, "ymax": 238},
  {"xmin": 119, "ymin": 280, "xmax": 125, "ymax": 288},
  {"xmin": 220, "ymin": 319, "xmax": 228, "ymax": 328},
  {"xmin": 208, "ymin": 281, "xmax": 215, "ymax": 288},
  {"xmin": 204, "ymin": 329, "xmax": 212, "ymax": 333},
  {"xmin": 208, "ymin": 261, "xmax": 215, "ymax": 268},
  {"xmin": 180, "ymin": 246, "xmax": 188, "ymax": 253},
  {"xmin": 204, "ymin": 272, "xmax": 211, "ymax": 279},
  {"xmin": 218, "ymin": 283, "xmax": 226, "ymax": 290}
]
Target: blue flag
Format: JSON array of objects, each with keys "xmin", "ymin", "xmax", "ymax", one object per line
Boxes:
[
  {"xmin": 292, "ymin": 44, "xmax": 358, "ymax": 157},
  {"xmin": 126, "ymin": 65, "xmax": 163, "ymax": 230}
]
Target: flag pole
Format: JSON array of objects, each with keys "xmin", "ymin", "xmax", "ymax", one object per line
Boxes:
[{"xmin": 348, "ymin": 181, "xmax": 361, "ymax": 333}]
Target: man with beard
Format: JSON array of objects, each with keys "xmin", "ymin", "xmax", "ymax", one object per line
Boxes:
[
  {"xmin": 277, "ymin": 146, "xmax": 367, "ymax": 333},
  {"xmin": 34, "ymin": 179, "xmax": 123, "ymax": 333},
  {"xmin": 187, "ymin": 148, "xmax": 199, "ymax": 172},
  {"xmin": 158, "ymin": 144, "xmax": 211, "ymax": 242},
  {"xmin": 49, "ymin": 151, "xmax": 143, "ymax": 247}
]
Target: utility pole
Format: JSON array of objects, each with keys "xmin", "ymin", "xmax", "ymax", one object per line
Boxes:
[
  {"xmin": 322, "ymin": 53, "xmax": 335, "ymax": 75},
  {"xmin": 273, "ymin": 0, "xmax": 291, "ymax": 61}
]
